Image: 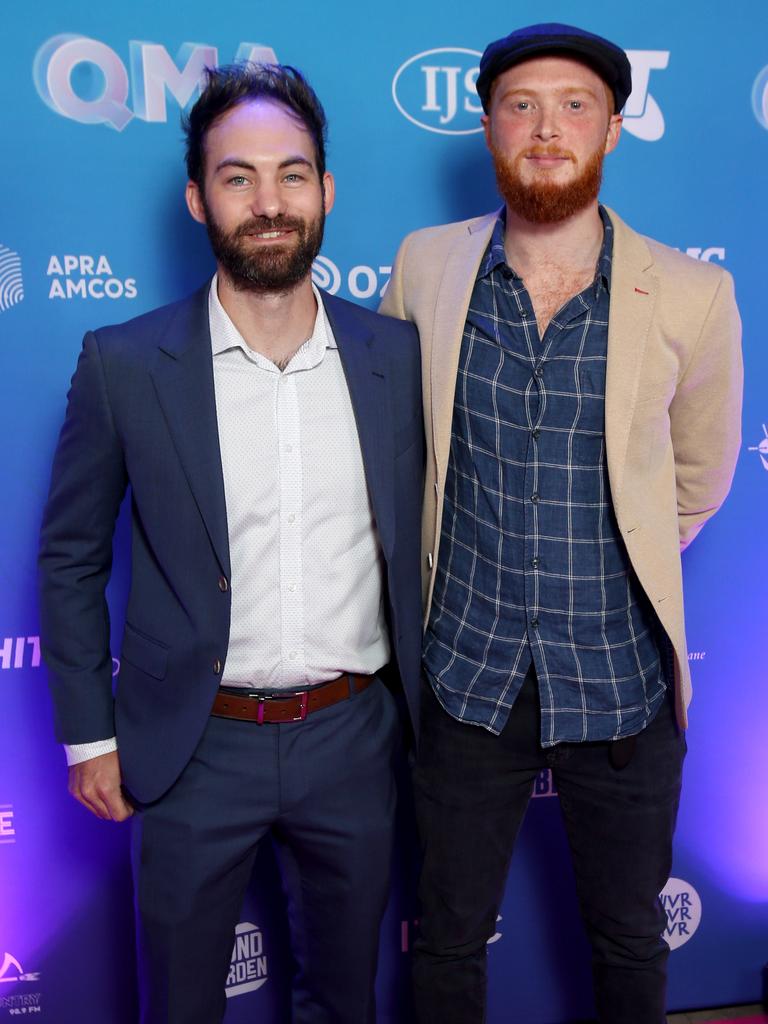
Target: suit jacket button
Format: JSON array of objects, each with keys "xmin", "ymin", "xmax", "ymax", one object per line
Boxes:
[
  {"xmin": 213, "ymin": 658, "xmax": 222, "ymax": 674},
  {"xmin": 218, "ymin": 576, "xmax": 228, "ymax": 592}
]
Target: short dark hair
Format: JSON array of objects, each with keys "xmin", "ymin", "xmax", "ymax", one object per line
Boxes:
[{"xmin": 183, "ymin": 62, "xmax": 328, "ymax": 188}]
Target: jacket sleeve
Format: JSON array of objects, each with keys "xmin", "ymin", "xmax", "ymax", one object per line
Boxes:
[
  {"xmin": 671, "ymin": 270, "xmax": 743, "ymax": 551},
  {"xmin": 38, "ymin": 331, "xmax": 128, "ymax": 743}
]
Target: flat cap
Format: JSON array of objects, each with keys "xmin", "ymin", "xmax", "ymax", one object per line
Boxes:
[{"xmin": 476, "ymin": 22, "xmax": 632, "ymax": 114}]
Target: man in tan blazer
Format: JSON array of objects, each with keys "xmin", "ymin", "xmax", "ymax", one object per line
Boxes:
[{"xmin": 380, "ymin": 22, "xmax": 742, "ymax": 1024}]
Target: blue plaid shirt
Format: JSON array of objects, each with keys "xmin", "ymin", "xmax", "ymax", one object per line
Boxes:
[{"xmin": 424, "ymin": 208, "xmax": 667, "ymax": 745}]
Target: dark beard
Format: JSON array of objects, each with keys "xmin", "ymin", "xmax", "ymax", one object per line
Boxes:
[
  {"xmin": 203, "ymin": 200, "xmax": 325, "ymax": 294},
  {"xmin": 489, "ymin": 141, "xmax": 605, "ymax": 224}
]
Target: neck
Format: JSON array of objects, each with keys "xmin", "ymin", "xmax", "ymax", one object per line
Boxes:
[
  {"xmin": 503, "ymin": 201, "xmax": 604, "ymax": 277},
  {"xmin": 215, "ymin": 270, "xmax": 318, "ymax": 363}
]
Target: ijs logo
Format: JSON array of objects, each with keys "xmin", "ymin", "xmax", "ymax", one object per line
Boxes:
[
  {"xmin": 392, "ymin": 48, "xmax": 483, "ymax": 135},
  {"xmin": 392, "ymin": 47, "xmax": 670, "ymax": 142},
  {"xmin": 748, "ymin": 424, "xmax": 768, "ymax": 471},
  {"xmin": 33, "ymin": 36, "xmax": 278, "ymax": 130},
  {"xmin": 752, "ymin": 64, "xmax": 768, "ymax": 130},
  {"xmin": 225, "ymin": 922, "xmax": 268, "ymax": 998},
  {"xmin": 660, "ymin": 877, "xmax": 702, "ymax": 950},
  {"xmin": 0, "ymin": 246, "xmax": 24, "ymax": 314}
]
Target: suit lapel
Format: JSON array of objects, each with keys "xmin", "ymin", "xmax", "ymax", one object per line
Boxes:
[
  {"xmin": 431, "ymin": 212, "xmax": 497, "ymax": 472},
  {"xmin": 322, "ymin": 292, "xmax": 395, "ymax": 561},
  {"xmin": 150, "ymin": 284, "xmax": 231, "ymax": 577},
  {"xmin": 603, "ymin": 207, "xmax": 659, "ymax": 509}
]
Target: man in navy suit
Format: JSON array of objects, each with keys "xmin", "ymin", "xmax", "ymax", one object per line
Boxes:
[{"xmin": 38, "ymin": 63, "xmax": 423, "ymax": 1024}]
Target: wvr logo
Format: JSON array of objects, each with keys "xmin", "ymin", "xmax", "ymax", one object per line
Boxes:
[
  {"xmin": 752, "ymin": 64, "xmax": 768, "ymax": 130},
  {"xmin": 33, "ymin": 36, "xmax": 278, "ymax": 130},
  {"xmin": 0, "ymin": 245, "xmax": 24, "ymax": 313},
  {"xmin": 392, "ymin": 47, "xmax": 670, "ymax": 141}
]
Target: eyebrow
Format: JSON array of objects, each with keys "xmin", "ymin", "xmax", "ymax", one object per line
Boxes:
[
  {"xmin": 500, "ymin": 84, "xmax": 602, "ymax": 100},
  {"xmin": 214, "ymin": 155, "xmax": 315, "ymax": 174}
]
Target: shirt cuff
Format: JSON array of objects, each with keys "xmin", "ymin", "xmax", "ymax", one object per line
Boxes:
[{"xmin": 65, "ymin": 737, "xmax": 118, "ymax": 766}]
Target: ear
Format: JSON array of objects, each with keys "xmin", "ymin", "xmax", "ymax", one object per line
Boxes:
[
  {"xmin": 185, "ymin": 180, "xmax": 207, "ymax": 225},
  {"xmin": 481, "ymin": 113, "xmax": 493, "ymax": 152},
  {"xmin": 322, "ymin": 171, "xmax": 335, "ymax": 216},
  {"xmin": 604, "ymin": 113, "xmax": 623, "ymax": 155}
]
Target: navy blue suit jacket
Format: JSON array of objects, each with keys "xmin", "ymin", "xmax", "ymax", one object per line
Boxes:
[{"xmin": 39, "ymin": 284, "xmax": 424, "ymax": 804}]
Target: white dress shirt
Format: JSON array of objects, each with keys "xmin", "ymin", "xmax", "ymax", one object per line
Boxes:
[{"xmin": 66, "ymin": 277, "xmax": 389, "ymax": 763}]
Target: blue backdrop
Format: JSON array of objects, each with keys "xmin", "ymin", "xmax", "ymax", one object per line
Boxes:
[{"xmin": 1, "ymin": 2, "xmax": 767, "ymax": 1021}]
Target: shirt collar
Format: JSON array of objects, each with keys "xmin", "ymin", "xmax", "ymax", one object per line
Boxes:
[
  {"xmin": 478, "ymin": 204, "xmax": 614, "ymax": 296},
  {"xmin": 208, "ymin": 274, "xmax": 337, "ymax": 371}
]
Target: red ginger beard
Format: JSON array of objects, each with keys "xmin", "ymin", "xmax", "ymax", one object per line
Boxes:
[{"xmin": 488, "ymin": 139, "xmax": 607, "ymax": 224}]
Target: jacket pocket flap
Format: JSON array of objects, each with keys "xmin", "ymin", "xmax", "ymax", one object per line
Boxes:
[{"xmin": 121, "ymin": 624, "xmax": 168, "ymax": 680}]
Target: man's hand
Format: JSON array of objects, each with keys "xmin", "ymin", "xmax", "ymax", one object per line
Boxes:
[{"xmin": 68, "ymin": 751, "xmax": 134, "ymax": 822}]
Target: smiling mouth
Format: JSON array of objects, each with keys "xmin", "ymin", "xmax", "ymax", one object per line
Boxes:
[{"xmin": 251, "ymin": 229, "xmax": 293, "ymax": 239}]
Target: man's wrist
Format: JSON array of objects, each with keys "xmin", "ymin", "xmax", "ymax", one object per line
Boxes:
[{"xmin": 65, "ymin": 737, "xmax": 118, "ymax": 766}]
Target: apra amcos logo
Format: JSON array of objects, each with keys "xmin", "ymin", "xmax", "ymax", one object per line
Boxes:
[
  {"xmin": 47, "ymin": 255, "xmax": 137, "ymax": 301},
  {"xmin": 392, "ymin": 47, "xmax": 669, "ymax": 141},
  {"xmin": 33, "ymin": 36, "xmax": 278, "ymax": 130},
  {"xmin": 0, "ymin": 246, "xmax": 24, "ymax": 314}
]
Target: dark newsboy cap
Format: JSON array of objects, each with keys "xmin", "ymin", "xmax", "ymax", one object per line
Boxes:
[{"xmin": 476, "ymin": 22, "xmax": 632, "ymax": 114}]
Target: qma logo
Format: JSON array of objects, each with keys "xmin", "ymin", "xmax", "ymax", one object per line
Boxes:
[
  {"xmin": 47, "ymin": 254, "xmax": 137, "ymax": 301},
  {"xmin": 0, "ymin": 246, "xmax": 24, "ymax": 314},
  {"xmin": 660, "ymin": 877, "xmax": 702, "ymax": 950},
  {"xmin": 33, "ymin": 36, "xmax": 278, "ymax": 130},
  {"xmin": 530, "ymin": 768, "xmax": 558, "ymax": 799},
  {"xmin": 0, "ymin": 637, "xmax": 40, "ymax": 671},
  {"xmin": 392, "ymin": 48, "xmax": 483, "ymax": 135},
  {"xmin": 392, "ymin": 47, "xmax": 669, "ymax": 141},
  {"xmin": 0, "ymin": 806, "xmax": 15, "ymax": 845},
  {"xmin": 312, "ymin": 256, "xmax": 391, "ymax": 301},
  {"xmin": 0, "ymin": 952, "xmax": 40, "ymax": 985},
  {"xmin": 225, "ymin": 922, "xmax": 267, "ymax": 998},
  {"xmin": 748, "ymin": 424, "xmax": 768, "ymax": 471},
  {"xmin": 752, "ymin": 65, "xmax": 768, "ymax": 130}
]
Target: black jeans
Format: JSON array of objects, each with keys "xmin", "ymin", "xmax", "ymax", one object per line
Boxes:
[{"xmin": 412, "ymin": 667, "xmax": 686, "ymax": 1024}]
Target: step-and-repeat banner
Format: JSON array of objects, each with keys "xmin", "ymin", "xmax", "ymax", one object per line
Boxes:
[{"xmin": 2, "ymin": 1, "xmax": 767, "ymax": 1021}]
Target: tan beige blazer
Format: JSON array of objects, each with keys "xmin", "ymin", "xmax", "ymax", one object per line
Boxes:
[{"xmin": 380, "ymin": 206, "xmax": 743, "ymax": 727}]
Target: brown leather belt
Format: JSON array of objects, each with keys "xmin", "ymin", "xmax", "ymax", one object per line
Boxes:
[{"xmin": 211, "ymin": 673, "xmax": 375, "ymax": 724}]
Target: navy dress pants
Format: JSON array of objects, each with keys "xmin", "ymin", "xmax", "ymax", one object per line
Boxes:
[
  {"xmin": 412, "ymin": 666, "xmax": 686, "ymax": 1024},
  {"xmin": 131, "ymin": 677, "xmax": 399, "ymax": 1024}
]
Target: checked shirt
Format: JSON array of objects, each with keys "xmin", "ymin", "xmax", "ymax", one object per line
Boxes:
[{"xmin": 423, "ymin": 208, "xmax": 667, "ymax": 745}]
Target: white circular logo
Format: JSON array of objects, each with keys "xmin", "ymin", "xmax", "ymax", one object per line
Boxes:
[
  {"xmin": 312, "ymin": 255, "xmax": 341, "ymax": 294},
  {"xmin": 660, "ymin": 877, "xmax": 702, "ymax": 950},
  {"xmin": 752, "ymin": 64, "xmax": 768, "ymax": 130},
  {"xmin": 392, "ymin": 48, "xmax": 483, "ymax": 135}
]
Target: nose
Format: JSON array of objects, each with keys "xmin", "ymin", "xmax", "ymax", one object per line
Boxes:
[
  {"xmin": 533, "ymin": 102, "xmax": 561, "ymax": 142},
  {"xmin": 250, "ymin": 181, "xmax": 284, "ymax": 220}
]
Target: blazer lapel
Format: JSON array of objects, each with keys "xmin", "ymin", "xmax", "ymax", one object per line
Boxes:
[
  {"xmin": 603, "ymin": 207, "xmax": 659, "ymax": 511},
  {"xmin": 322, "ymin": 292, "xmax": 395, "ymax": 561},
  {"xmin": 150, "ymin": 284, "xmax": 231, "ymax": 577},
  {"xmin": 431, "ymin": 212, "xmax": 497, "ymax": 473}
]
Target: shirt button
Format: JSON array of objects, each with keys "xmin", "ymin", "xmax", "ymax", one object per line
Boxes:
[
  {"xmin": 288, "ymin": 651, "xmax": 297, "ymax": 660},
  {"xmin": 218, "ymin": 576, "xmax": 228, "ymax": 592},
  {"xmin": 534, "ymin": 365, "xmax": 544, "ymax": 378},
  {"xmin": 531, "ymin": 428, "xmax": 540, "ymax": 439},
  {"xmin": 287, "ymin": 514, "xmax": 296, "ymax": 524},
  {"xmin": 531, "ymin": 617, "xmax": 540, "ymax": 629},
  {"xmin": 286, "ymin": 444, "xmax": 293, "ymax": 453},
  {"xmin": 288, "ymin": 584, "xmax": 296, "ymax": 593},
  {"xmin": 531, "ymin": 558, "xmax": 540, "ymax": 569},
  {"xmin": 213, "ymin": 658, "xmax": 222, "ymax": 674},
  {"xmin": 531, "ymin": 492, "xmax": 540, "ymax": 504}
]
